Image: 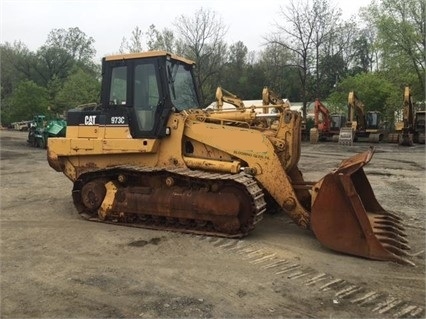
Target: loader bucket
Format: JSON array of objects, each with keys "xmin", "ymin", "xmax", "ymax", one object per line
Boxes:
[{"xmin": 310, "ymin": 147, "xmax": 413, "ymax": 265}]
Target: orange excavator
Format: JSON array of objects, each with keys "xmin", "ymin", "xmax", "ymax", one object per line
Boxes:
[
  {"xmin": 47, "ymin": 51, "xmax": 412, "ymax": 265},
  {"xmin": 309, "ymin": 99, "xmax": 346, "ymax": 143}
]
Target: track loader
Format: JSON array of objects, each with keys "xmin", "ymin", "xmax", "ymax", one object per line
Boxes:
[{"xmin": 47, "ymin": 51, "xmax": 412, "ymax": 265}]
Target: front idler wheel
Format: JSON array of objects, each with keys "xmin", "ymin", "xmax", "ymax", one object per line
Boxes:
[{"xmin": 81, "ymin": 180, "xmax": 107, "ymax": 212}]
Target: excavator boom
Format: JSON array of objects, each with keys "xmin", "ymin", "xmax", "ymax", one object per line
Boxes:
[{"xmin": 47, "ymin": 51, "xmax": 412, "ymax": 265}]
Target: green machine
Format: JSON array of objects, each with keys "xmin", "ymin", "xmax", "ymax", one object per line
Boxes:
[{"xmin": 27, "ymin": 115, "xmax": 67, "ymax": 148}]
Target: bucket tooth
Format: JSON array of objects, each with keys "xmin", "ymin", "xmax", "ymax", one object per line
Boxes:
[
  {"xmin": 381, "ymin": 243, "xmax": 411, "ymax": 257},
  {"xmin": 374, "ymin": 227, "xmax": 407, "ymax": 239},
  {"xmin": 375, "ymin": 232, "xmax": 409, "ymax": 245},
  {"xmin": 376, "ymin": 236, "xmax": 411, "ymax": 251},
  {"xmin": 373, "ymin": 223, "xmax": 407, "ymax": 237},
  {"xmin": 372, "ymin": 217, "xmax": 406, "ymax": 232}
]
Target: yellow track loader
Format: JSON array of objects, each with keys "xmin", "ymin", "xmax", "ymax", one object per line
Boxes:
[{"xmin": 47, "ymin": 51, "xmax": 412, "ymax": 265}]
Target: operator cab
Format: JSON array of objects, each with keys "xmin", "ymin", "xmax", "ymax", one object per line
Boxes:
[
  {"xmin": 66, "ymin": 51, "xmax": 200, "ymax": 139},
  {"xmin": 366, "ymin": 111, "xmax": 381, "ymax": 129},
  {"xmin": 330, "ymin": 114, "xmax": 346, "ymax": 130},
  {"xmin": 100, "ymin": 51, "xmax": 201, "ymax": 138}
]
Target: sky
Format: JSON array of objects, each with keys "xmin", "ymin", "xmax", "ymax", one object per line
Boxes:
[{"xmin": 1, "ymin": 0, "xmax": 373, "ymax": 62}]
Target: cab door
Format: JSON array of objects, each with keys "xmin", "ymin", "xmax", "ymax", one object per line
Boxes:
[{"xmin": 104, "ymin": 57, "xmax": 168, "ymax": 139}]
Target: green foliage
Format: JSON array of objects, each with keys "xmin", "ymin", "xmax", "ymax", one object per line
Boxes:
[
  {"xmin": 0, "ymin": 42, "xmax": 36, "ymax": 98},
  {"xmin": 2, "ymin": 80, "xmax": 49, "ymax": 124},
  {"xmin": 46, "ymin": 27, "xmax": 96, "ymax": 63},
  {"xmin": 219, "ymin": 41, "xmax": 250, "ymax": 98},
  {"xmin": 55, "ymin": 68, "xmax": 101, "ymax": 113},
  {"xmin": 365, "ymin": 0, "xmax": 425, "ymax": 92},
  {"xmin": 1, "ymin": 28, "xmax": 100, "ymax": 125},
  {"xmin": 351, "ymin": 35, "xmax": 372, "ymax": 73},
  {"xmin": 257, "ymin": 44, "xmax": 296, "ymax": 99},
  {"xmin": 35, "ymin": 46, "xmax": 74, "ymax": 86},
  {"xmin": 327, "ymin": 73, "xmax": 400, "ymax": 123},
  {"xmin": 314, "ymin": 53, "xmax": 347, "ymax": 99}
]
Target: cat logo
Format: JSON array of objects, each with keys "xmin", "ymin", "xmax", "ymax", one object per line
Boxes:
[{"xmin": 84, "ymin": 115, "xmax": 97, "ymax": 125}]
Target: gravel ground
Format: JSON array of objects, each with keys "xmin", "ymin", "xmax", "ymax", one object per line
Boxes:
[{"xmin": 1, "ymin": 129, "xmax": 425, "ymax": 318}]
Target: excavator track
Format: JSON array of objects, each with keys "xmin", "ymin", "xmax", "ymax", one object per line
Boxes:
[{"xmin": 72, "ymin": 166, "xmax": 267, "ymax": 238}]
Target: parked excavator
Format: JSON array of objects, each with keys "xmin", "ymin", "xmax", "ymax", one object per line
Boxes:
[
  {"xmin": 339, "ymin": 91, "xmax": 387, "ymax": 145},
  {"xmin": 309, "ymin": 99, "xmax": 346, "ymax": 143},
  {"xmin": 47, "ymin": 51, "xmax": 412, "ymax": 265},
  {"xmin": 388, "ymin": 87, "xmax": 425, "ymax": 145}
]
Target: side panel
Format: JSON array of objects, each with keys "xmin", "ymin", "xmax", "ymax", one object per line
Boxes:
[{"xmin": 47, "ymin": 113, "xmax": 188, "ymax": 181}]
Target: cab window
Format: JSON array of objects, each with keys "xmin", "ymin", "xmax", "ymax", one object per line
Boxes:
[
  {"xmin": 109, "ymin": 66, "xmax": 127, "ymax": 105},
  {"xmin": 134, "ymin": 63, "xmax": 159, "ymax": 131},
  {"xmin": 167, "ymin": 61, "xmax": 199, "ymax": 110}
]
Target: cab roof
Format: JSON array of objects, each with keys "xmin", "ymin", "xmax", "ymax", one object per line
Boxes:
[{"xmin": 104, "ymin": 50, "xmax": 195, "ymax": 65}]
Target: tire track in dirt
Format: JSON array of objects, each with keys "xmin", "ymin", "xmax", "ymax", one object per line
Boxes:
[{"xmin": 195, "ymin": 235, "xmax": 425, "ymax": 318}]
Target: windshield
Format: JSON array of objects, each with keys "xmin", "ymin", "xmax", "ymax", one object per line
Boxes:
[
  {"xmin": 331, "ymin": 115, "xmax": 343, "ymax": 128},
  {"xmin": 166, "ymin": 60, "xmax": 199, "ymax": 110},
  {"xmin": 367, "ymin": 112, "xmax": 379, "ymax": 127}
]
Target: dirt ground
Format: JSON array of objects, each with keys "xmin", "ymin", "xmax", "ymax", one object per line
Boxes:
[{"xmin": 1, "ymin": 129, "xmax": 425, "ymax": 318}]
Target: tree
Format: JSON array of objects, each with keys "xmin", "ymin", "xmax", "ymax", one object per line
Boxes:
[
  {"xmin": 243, "ymin": 63, "xmax": 269, "ymax": 100},
  {"xmin": 351, "ymin": 35, "xmax": 372, "ymax": 73},
  {"xmin": 55, "ymin": 68, "xmax": 101, "ymax": 114},
  {"xmin": 351, "ymin": 16, "xmax": 380, "ymax": 73},
  {"xmin": 316, "ymin": 53, "xmax": 347, "ymax": 97},
  {"xmin": 174, "ymin": 7, "xmax": 228, "ymax": 105},
  {"xmin": 6, "ymin": 80, "xmax": 49, "ymax": 123},
  {"xmin": 268, "ymin": 0, "xmax": 314, "ymax": 116},
  {"xmin": 365, "ymin": 0, "xmax": 425, "ymax": 93},
  {"xmin": 145, "ymin": 24, "xmax": 176, "ymax": 52},
  {"xmin": 311, "ymin": 0, "xmax": 342, "ymax": 97},
  {"xmin": 34, "ymin": 28, "xmax": 99, "ymax": 109},
  {"xmin": 267, "ymin": 0, "xmax": 315, "ymax": 116},
  {"xmin": 257, "ymin": 44, "xmax": 296, "ymax": 99},
  {"xmin": 267, "ymin": 0, "xmax": 352, "ymax": 115},
  {"xmin": 227, "ymin": 41, "xmax": 248, "ymax": 71},
  {"xmin": 0, "ymin": 42, "xmax": 37, "ymax": 99},
  {"xmin": 45, "ymin": 27, "xmax": 96, "ymax": 64},
  {"xmin": 34, "ymin": 46, "xmax": 74, "ymax": 87},
  {"xmin": 220, "ymin": 41, "xmax": 249, "ymax": 95},
  {"xmin": 327, "ymin": 72, "xmax": 400, "ymax": 124},
  {"xmin": 120, "ymin": 26, "xmax": 144, "ymax": 53},
  {"xmin": 1, "ymin": 29, "xmax": 100, "ymax": 125},
  {"xmin": 322, "ymin": 20, "xmax": 357, "ymax": 89}
]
